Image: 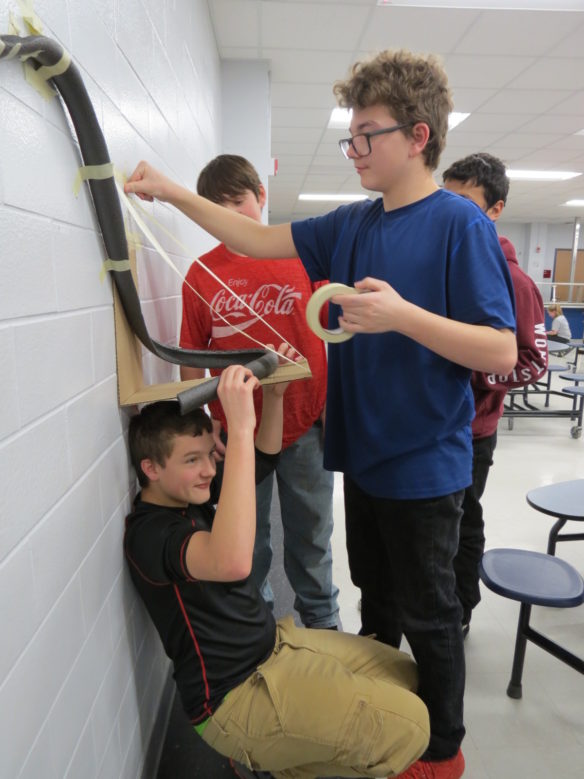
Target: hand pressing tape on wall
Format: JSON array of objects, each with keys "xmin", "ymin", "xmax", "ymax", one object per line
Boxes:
[{"xmin": 305, "ymin": 282, "xmax": 364, "ymax": 343}]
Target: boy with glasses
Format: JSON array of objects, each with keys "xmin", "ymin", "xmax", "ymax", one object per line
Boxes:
[
  {"xmin": 125, "ymin": 49, "xmax": 517, "ymax": 779},
  {"xmin": 443, "ymin": 152, "xmax": 547, "ymax": 640}
]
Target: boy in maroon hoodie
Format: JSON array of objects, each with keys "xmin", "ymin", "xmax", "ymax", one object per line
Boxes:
[{"xmin": 443, "ymin": 153, "xmax": 548, "ymax": 636}]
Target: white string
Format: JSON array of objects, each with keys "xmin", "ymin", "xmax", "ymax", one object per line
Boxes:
[
  {"xmin": 115, "ymin": 181, "xmax": 305, "ymax": 369},
  {"xmin": 128, "ymin": 191, "xmax": 306, "ymax": 362}
]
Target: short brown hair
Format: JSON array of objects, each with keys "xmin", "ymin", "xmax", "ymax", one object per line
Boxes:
[
  {"xmin": 333, "ymin": 50, "xmax": 453, "ymax": 170},
  {"xmin": 197, "ymin": 154, "xmax": 262, "ymax": 204},
  {"xmin": 128, "ymin": 401, "xmax": 212, "ymax": 487}
]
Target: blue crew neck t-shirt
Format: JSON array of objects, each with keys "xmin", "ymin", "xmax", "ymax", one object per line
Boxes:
[{"xmin": 291, "ymin": 189, "xmax": 516, "ymax": 500}]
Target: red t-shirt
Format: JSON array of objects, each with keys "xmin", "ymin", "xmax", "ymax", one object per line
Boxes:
[{"xmin": 179, "ymin": 244, "xmax": 327, "ymax": 448}]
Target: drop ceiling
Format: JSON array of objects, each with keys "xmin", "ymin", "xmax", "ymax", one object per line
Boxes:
[{"xmin": 209, "ymin": 0, "xmax": 584, "ymax": 224}]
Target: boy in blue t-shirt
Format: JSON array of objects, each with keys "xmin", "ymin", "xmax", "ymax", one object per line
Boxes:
[{"xmin": 125, "ymin": 49, "xmax": 517, "ymax": 779}]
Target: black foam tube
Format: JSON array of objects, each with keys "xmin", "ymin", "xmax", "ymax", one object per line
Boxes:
[
  {"xmin": 177, "ymin": 352, "xmax": 280, "ymax": 413},
  {"xmin": 0, "ymin": 34, "xmax": 267, "ymax": 370}
]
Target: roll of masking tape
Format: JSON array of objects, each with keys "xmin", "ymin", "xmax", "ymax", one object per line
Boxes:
[{"xmin": 305, "ymin": 282, "xmax": 360, "ymax": 343}]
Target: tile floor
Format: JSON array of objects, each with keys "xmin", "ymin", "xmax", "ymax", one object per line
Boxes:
[{"xmin": 158, "ymin": 362, "xmax": 584, "ymax": 778}]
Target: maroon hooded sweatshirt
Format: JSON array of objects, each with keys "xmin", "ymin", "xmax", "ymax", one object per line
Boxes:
[{"xmin": 471, "ymin": 236, "xmax": 548, "ymax": 439}]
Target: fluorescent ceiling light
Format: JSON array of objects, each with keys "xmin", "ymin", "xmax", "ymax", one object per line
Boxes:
[
  {"xmin": 448, "ymin": 112, "xmax": 470, "ymax": 130},
  {"xmin": 507, "ymin": 170, "xmax": 581, "ymax": 181},
  {"xmin": 328, "ymin": 108, "xmax": 351, "ymax": 129},
  {"xmin": 575, "ymin": 129, "xmax": 584, "ymax": 136},
  {"xmin": 564, "ymin": 200, "xmax": 584, "ymax": 207},
  {"xmin": 299, "ymin": 194, "xmax": 368, "ymax": 202}
]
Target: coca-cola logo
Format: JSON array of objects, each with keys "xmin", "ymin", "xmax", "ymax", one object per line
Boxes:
[
  {"xmin": 209, "ymin": 283, "xmax": 302, "ymax": 338},
  {"xmin": 210, "ymin": 283, "xmax": 301, "ymax": 318}
]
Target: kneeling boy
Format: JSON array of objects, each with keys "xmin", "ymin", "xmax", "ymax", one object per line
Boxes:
[{"xmin": 124, "ymin": 358, "xmax": 429, "ymax": 779}]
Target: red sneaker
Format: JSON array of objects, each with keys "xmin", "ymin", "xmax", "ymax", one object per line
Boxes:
[{"xmin": 391, "ymin": 748, "xmax": 465, "ymax": 779}]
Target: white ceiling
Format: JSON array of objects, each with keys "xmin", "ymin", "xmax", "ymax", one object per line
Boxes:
[{"xmin": 208, "ymin": 0, "xmax": 584, "ymax": 224}]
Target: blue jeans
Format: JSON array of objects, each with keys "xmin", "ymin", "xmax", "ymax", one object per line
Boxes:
[
  {"xmin": 344, "ymin": 477, "xmax": 466, "ymax": 761},
  {"xmin": 252, "ymin": 424, "xmax": 339, "ymax": 629}
]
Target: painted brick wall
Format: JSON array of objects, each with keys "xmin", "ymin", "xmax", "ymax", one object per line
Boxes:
[{"xmin": 0, "ymin": 1, "xmax": 221, "ymax": 776}]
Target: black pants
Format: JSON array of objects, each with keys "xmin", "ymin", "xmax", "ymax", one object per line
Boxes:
[
  {"xmin": 344, "ymin": 477, "xmax": 465, "ymax": 761},
  {"xmin": 453, "ymin": 432, "xmax": 497, "ymax": 625}
]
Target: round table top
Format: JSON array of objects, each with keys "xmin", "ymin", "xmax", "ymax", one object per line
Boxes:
[
  {"xmin": 526, "ymin": 479, "xmax": 584, "ymax": 520},
  {"xmin": 547, "ymin": 340, "xmax": 573, "ymax": 355}
]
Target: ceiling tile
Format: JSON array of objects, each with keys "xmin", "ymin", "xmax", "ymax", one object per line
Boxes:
[
  {"xmin": 271, "ymin": 82, "xmax": 337, "ymax": 108},
  {"xmin": 454, "ymin": 9, "xmax": 580, "ymax": 56},
  {"xmin": 263, "ymin": 48, "xmax": 352, "ymax": 83},
  {"xmin": 450, "ymin": 88, "xmax": 498, "ymax": 112},
  {"xmin": 456, "ymin": 113, "xmax": 536, "ymax": 133},
  {"xmin": 508, "ymin": 58, "xmax": 584, "ymax": 90},
  {"xmin": 271, "ymin": 106, "xmax": 331, "ymax": 127},
  {"xmin": 272, "ymin": 126, "xmax": 324, "ymax": 143},
  {"xmin": 545, "ymin": 20, "xmax": 584, "ymax": 57},
  {"xmin": 360, "ymin": 7, "xmax": 480, "ymax": 55},
  {"xmin": 209, "ymin": 0, "xmax": 260, "ymax": 48},
  {"xmin": 494, "ymin": 131, "xmax": 565, "ymax": 148},
  {"xmin": 272, "ymin": 142, "xmax": 318, "ymax": 156},
  {"xmin": 260, "ymin": 1, "xmax": 366, "ymax": 51},
  {"xmin": 445, "ymin": 130, "xmax": 507, "ymax": 147},
  {"xmin": 444, "ymin": 54, "xmax": 535, "ymax": 88},
  {"xmin": 517, "ymin": 115, "xmax": 584, "ymax": 135},
  {"xmin": 477, "ymin": 88, "xmax": 572, "ymax": 115},
  {"xmin": 551, "ymin": 91, "xmax": 584, "ymax": 116}
]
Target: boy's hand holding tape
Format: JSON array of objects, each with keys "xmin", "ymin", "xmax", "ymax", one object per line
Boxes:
[{"xmin": 306, "ymin": 277, "xmax": 405, "ymax": 342}]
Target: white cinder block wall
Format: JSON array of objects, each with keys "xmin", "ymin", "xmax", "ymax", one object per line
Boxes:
[{"xmin": 0, "ymin": 1, "xmax": 225, "ymax": 777}]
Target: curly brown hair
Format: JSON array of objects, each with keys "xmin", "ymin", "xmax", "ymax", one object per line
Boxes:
[{"xmin": 333, "ymin": 50, "xmax": 453, "ymax": 171}]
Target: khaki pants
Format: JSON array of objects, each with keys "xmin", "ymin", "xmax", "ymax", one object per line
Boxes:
[{"xmin": 202, "ymin": 617, "xmax": 429, "ymax": 778}]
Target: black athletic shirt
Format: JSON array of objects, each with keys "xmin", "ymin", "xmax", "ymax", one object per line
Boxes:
[{"xmin": 124, "ymin": 450, "xmax": 278, "ymax": 723}]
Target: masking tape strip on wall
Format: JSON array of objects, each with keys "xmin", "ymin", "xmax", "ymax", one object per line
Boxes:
[
  {"xmin": 24, "ymin": 48, "xmax": 71, "ymax": 100},
  {"xmin": 100, "ymin": 258, "xmax": 131, "ymax": 282},
  {"xmin": 305, "ymin": 282, "xmax": 360, "ymax": 343},
  {"xmin": 18, "ymin": 0, "xmax": 43, "ymax": 35},
  {"xmin": 8, "ymin": 12, "xmax": 21, "ymax": 36},
  {"xmin": 73, "ymin": 162, "xmax": 115, "ymax": 196},
  {"xmin": 2, "ymin": 38, "xmax": 20, "ymax": 58}
]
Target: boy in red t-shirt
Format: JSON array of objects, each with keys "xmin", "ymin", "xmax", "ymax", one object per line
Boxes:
[{"xmin": 179, "ymin": 155, "xmax": 338, "ymax": 630}]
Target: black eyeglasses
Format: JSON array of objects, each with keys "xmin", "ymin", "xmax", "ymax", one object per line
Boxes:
[{"xmin": 338, "ymin": 123, "xmax": 412, "ymax": 159}]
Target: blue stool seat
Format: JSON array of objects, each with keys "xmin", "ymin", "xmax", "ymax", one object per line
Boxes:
[
  {"xmin": 480, "ymin": 548, "xmax": 584, "ymax": 606},
  {"xmin": 563, "ymin": 386, "xmax": 584, "ymax": 399},
  {"xmin": 479, "ymin": 548, "xmax": 584, "ymax": 699}
]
